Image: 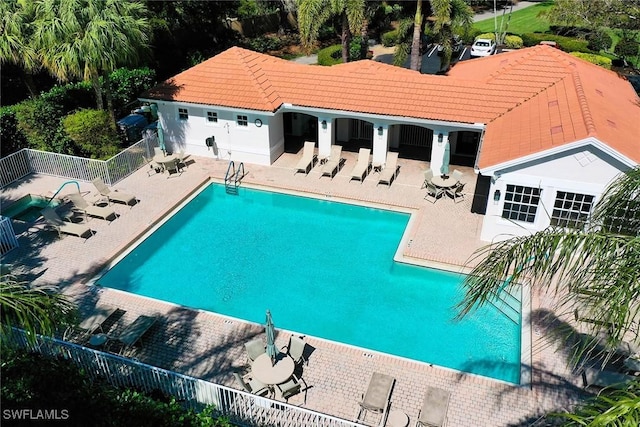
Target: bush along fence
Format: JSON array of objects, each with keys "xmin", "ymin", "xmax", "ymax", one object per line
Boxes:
[
  {"xmin": 7, "ymin": 329, "xmax": 365, "ymax": 427},
  {"xmin": 0, "ymin": 138, "xmax": 155, "ymax": 188}
]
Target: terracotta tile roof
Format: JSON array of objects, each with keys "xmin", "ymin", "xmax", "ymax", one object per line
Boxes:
[{"xmin": 144, "ymin": 45, "xmax": 640, "ymax": 168}]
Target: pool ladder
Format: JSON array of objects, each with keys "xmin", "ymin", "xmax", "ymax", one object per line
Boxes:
[
  {"xmin": 488, "ymin": 285, "xmax": 521, "ymax": 324},
  {"xmin": 224, "ymin": 161, "xmax": 245, "ymax": 195}
]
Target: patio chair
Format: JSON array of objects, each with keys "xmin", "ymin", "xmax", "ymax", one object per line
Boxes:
[
  {"xmin": 276, "ymin": 373, "xmax": 306, "ymax": 403},
  {"xmin": 176, "ymin": 150, "xmax": 189, "ymax": 170},
  {"xmin": 320, "ymin": 145, "xmax": 343, "ymax": 179},
  {"xmin": 416, "ymin": 386, "xmax": 451, "ymax": 427},
  {"xmin": 422, "ymin": 169, "xmax": 434, "ymax": 189},
  {"xmin": 377, "ymin": 152, "xmax": 399, "ymax": 187},
  {"xmin": 424, "ymin": 181, "xmax": 443, "ymax": 203},
  {"xmin": 233, "ymin": 371, "xmax": 270, "ymax": 397},
  {"xmin": 66, "ymin": 192, "xmax": 117, "ymax": 222},
  {"xmin": 294, "ymin": 141, "xmax": 316, "ymax": 175},
  {"xmin": 445, "ymin": 182, "xmax": 465, "ymax": 203},
  {"xmin": 282, "ymin": 335, "xmax": 308, "ymax": 366},
  {"xmin": 41, "ymin": 207, "xmax": 94, "ymax": 239},
  {"xmin": 349, "ymin": 148, "xmax": 371, "ymax": 183},
  {"xmin": 78, "ymin": 304, "xmax": 118, "ymax": 335},
  {"xmin": 161, "ymin": 159, "xmax": 182, "ymax": 178},
  {"xmin": 451, "ymin": 169, "xmax": 464, "ymax": 184},
  {"xmin": 91, "ymin": 178, "xmax": 137, "ymax": 207},
  {"xmin": 354, "ymin": 372, "xmax": 395, "ymax": 427},
  {"xmin": 245, "ymin": 338, "xmax": 266, "ymax": 363},
  {"xmin": 111, "ymin": 314, "xmax": 157, "ymax": 349}
]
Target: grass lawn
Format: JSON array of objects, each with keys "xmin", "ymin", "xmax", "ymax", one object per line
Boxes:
[{"xmin": 474, "ymin": 1, "xmax": 555, "ymax": 35}]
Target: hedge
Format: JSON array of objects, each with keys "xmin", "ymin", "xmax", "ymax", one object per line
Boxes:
[
  {"xmin": 475, "ymin": 33, "xmax": 496, "ymax": 42},
  {"xmin": 570, "ymin": 52, "xmax": 612, "ymax": 69},
  {"xmin": 504, "ymin": 35, "xmax": 523, "ymax": 49},
  {"xmin": 317, "ymin": 44, "xmax": 343, "ymax": 66},
  {"xmin": 381, "ymin": 29, "xmax": 398, "ymax": 47},
  {"xmin": 521, "ymin": 33, "xmax": 591, "ymax": 53},
  {"xmin": 0, "ymin": 106, "xmax": 28, "ymax": 157}
]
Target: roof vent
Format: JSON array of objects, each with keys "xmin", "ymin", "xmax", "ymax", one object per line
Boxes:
[
  {"xmin": 574, "ymin": 151, "xmax": 596, "ymax": 167},
  {"xmin": 550, "ymin": 125, "xmax": 563, "ymax": 134},
  {"xmin": 607, "ymin": 119, "xmax": 617, "ymax": 128},
  {"xmin": 595, "ymin": 89, "xmax": 603, "ymax": 97},
  {"xmin": 548, "ymin": 100, "xmax": 558, "ymax": 107}
]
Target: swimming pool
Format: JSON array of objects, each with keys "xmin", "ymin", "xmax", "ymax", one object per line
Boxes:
[{"xmin": 97, "ymin": 183, "xmax": 522, "ymax": 383}]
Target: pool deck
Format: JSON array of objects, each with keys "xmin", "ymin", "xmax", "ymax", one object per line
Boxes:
[{"xmin": 2, "ymin": 151, "xmax": 586, "ymax": 426}]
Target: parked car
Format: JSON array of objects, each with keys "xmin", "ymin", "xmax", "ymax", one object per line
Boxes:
[
  {"xmin": 470, "ymin": 38, "xmax": 496, "ymax": 57},
  {"xmin": 437, "ymin": 35, "xmax": 463, "ymax": 57}
]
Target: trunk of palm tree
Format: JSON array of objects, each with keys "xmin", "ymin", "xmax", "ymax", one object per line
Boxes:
[
  {"xmin": 103, "ymin": 72, "xmax": 117, "ymax": 130},
  {"xmin": 21, "ymin": 70, "xmax": 38, "ymax": 98},
  {"xmin": 360, "ymin": 19, "xmax": 369, "ymax": 60},
  {"xmin": 90, "ymin": 74, "xmax": 104, "ymax": 111},
  {"xmin": 341, "ymin": 12, "xmax": 351, "ymax": 63},
  {"xmin": 410, "ymin": 0, "xmax": 423, "ymax": 71}
]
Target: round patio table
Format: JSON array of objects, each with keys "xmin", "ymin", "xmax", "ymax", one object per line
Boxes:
[
  {"xmin": 431, "ymin": 175, "xmax": 456, "ymax": 189},
  {"xmin": 251, "ymin": 353, "xmax": 295, "ymax": 385}
]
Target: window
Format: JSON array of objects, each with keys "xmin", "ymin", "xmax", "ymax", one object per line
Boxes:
[
  {"xmin": 236, "ymin": 115, "xmax": 248, "ymax": 127},
  {"xmin": 178, "ymin": 108, "xmax": 188, "ymax": 120},
  {"xmin": 501, "ymin": 185, "xmax": 542, "ymax": 223},
  {"xmin": 206, "ymin": 111, "xmax": 218, "ymax": 123},
  {"xmin": 551, "ymin": 191, "xmax": 594, "ymax": 229}
]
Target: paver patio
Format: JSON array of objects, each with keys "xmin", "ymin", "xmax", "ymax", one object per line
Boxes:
[{"xmin": 2, "ymin": 150, "xmax": 587, "ymax": 426}]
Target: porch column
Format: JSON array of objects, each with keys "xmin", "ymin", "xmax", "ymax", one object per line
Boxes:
[
  {"xmin": 372, "ymin": 125, "xmax": 388, "ymax": 167},
  {"xmin": 318, "ymin": 118, "xmax": 332, "ymax": 158},
  {"xmin": 429, "ymin": 131, "xmax": 448, "ymax": 175}
]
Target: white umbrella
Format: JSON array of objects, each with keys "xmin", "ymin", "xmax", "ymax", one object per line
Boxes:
[
  {"xmin": 265, "ymin": 310, "xmax": 277, "ymax": 365},
  {"xmin": 440, "ymin": 141, "xmax": 450, "ymax": 178}
]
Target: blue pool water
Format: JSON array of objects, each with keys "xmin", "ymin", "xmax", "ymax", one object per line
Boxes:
[{"xmin": 97, "ymin": 183, "xmax": 521, "ymax": 383}]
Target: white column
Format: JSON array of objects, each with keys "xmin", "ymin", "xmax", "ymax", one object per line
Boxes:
[
  {"xmin": 372, "ymin": 125, "xmax": 388, "ymax": 166},
  {"xmin": 429, "ymin": 131, "xmax": 448, "ymax": 174},
  {"xmin": 318, "ymin": 118, "xmax": 332, "ymax": 158}
]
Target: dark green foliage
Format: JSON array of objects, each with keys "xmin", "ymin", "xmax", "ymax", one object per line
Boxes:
[
  {"xmin": 381, "ymin": 29, "xmax": 399, "ymax": 47},
  {"xmin": 0, "ymin": 107, "xmax": 28, "ymax": 157},
  {"xmin": 241, "ymin": 35, "xmax": 284, "ymax": 53},
  {"xmin": 317, "ymin": 44, "xmax": 343, "ymax": 66},
  {"xmin": 1, "ymin": 350, "xmax": 231, "ymax": 427},
  {"xmin": 521, "ymin": 33, "xmax": 591, "ymax": 53},
  {"xmin": 615, "ymin": 38, "xmax": 640, "ymax": 59},
  {"xmin": 549, "ymin": 25, "xmax": 590, "ymax": 38},
  {"xmin": 14, "ymin": 97, "xmax": 74, "ymax": 154},
  {"xmin": 587, "ymin": 30, "xmax": 613, "ymax": 52},
  {"xmin": 108, "ymin": 67, "xmax": 157, "ymax": 119},
  {"xmin": 460, "ymin": 28, "xmax": 483, "ymax": 45},
  {"xmin": 62, "ymin": 109, "xmax": 121, "ymax": 160},
  {"xmin": 349, "ymin": 36, "xmax": 366, "ymax": 61},
  {"xmin": 236, "ymin": 0, "xmax": 277, "ymax": 19}
]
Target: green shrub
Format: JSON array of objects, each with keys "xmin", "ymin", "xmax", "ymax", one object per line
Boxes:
[
  {"xmin": 108, "ymin": 67, "xmax": 157, "ymax": 119},
  {"xmin": 14, "ymin": 97, "xmax": 74, "ymax": 154},
  {"xmin": 521, "ymin": 33, "xmax": 590, "ymax": 53},
  {"xmin": 504, "ymin": 35, "xmax": 523, "ymax": 49},
  {"xmin": 242, "ymin": 35, "xmax": 283, "ymax": 53},
  {"xmin": 475, "ymin": 32, "xmax": 496, "ymax": 42},
  {"xmin": 570, "ymin": 52, "xmax": 612, "ymax": 69},
  {"xmin": 615, "ymin": 38, "xmax": 640, "ymax": 59},
  {"xmin": 317, "ymin": 44, "xmax": 343, "ymax": 66},
  {"xmin": 0, "ymin": 106, "xmax": 28, "ymax": 157},
  {"xmin": 62, "ymin": 109, "xmax": 121, "ymax": 159},
  {"xmin": 586, "ymin": 29, "xmax": 613, "ymax": 52},
  {"xmin": 460, "ymin": 28, "xmax": 483, "ymax": 45},
  {"xmin": 381, "ymin": 29, "xmax": 398, "ymax": 47}
]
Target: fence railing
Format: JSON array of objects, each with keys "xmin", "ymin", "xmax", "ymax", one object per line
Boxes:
[
  {"xmin": 0, "ymin": 216, "xmax": 19, "ymax": 255},
  {"xmin": 0, "ymin": 139, "xmax": 154, "ymax": 188},
  {"xmin": 8, "ymin": 330, "xmax": 365, "ymax": 427}
]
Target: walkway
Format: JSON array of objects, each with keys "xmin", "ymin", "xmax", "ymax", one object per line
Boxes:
[{"xmin": 2, "ymin": 152, "xmax": 585, "ymax": 426}]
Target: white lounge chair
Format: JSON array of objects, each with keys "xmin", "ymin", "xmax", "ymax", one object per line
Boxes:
[
  {"xmin": 320, "ymin": 145, "xmax": 343, "ymax": 179},
  {"xmin": 294, "ymin": 141, "xmax": 316, "ymax": 175},
  {"xmin": 377, "ymin": 152, "xmax": 399, "ymax": 187},
  {"xmin": 416, "ymin": 386, "xmax": 451, "ymax": 427},
  {"xmin": 354, "ymin": 372, "xmax": 395, "ymax": 427},
  {"xmin": 41, "ymin": 207, "xmax": 94, "ymax": 239},
  {"xmin": 66, "ymin": 192, "xmax": 117, "ymax": 221},
  {"xmin": 91, "ymin": 178, "xmax": 137, "ymax": 207},
  {"xmin": 349, "ymin": 148, "xmax": 371, "ymax": 183},
  {"xmin": 78, "ymin": 304, "xmax": 118, "ymax": 334}
]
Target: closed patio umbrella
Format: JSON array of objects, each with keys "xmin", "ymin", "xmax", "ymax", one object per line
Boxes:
[
  {"xmin": 440, "ymin": 141, "xmax": 450, "ymax": 178},
  {"xmin": 157, "ymin": 124, "xmax": 166, "ymax": 153},
  {"xmin": 265, "ymin": 310, "xmax": 277, "ymax": 365}
]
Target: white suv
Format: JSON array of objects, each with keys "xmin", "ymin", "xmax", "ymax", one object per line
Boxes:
[{"xmin": 470, "ymin": 38, "xmax": 496, "ymax": 57}]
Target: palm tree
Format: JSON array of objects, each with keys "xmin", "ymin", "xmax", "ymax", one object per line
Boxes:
[
  {"xmin": 429, "ymin": 0, "xmax": 473, "ymax": 72},
  {"xmin": 409, "ymin": 0, "xmax": 423, "ymax": 71},
  {"xmin": 457, "ymin": 167, "xmax": 640, "ymax": 422},
  {"xmin": 1, "ymin": 274, "xmax": 76, "ymax": 346},
  {"xmin": 297, "ymin": 0, "xmax": 366, "ymax": 63},
  {"xmin": 0, "ymin": 0, "xmax": 39, "ymax": 97},
  {"xmin": 32, "ymin": 0, "xmax": 150, "ymax": 123}
]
